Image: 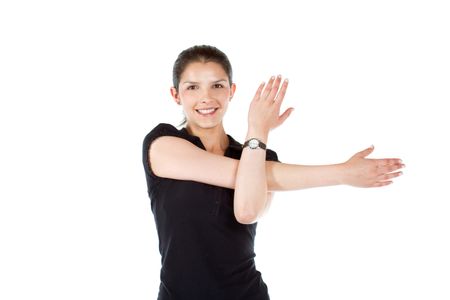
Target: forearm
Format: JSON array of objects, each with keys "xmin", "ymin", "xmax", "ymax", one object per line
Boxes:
[
  {"xmin": 266, "ymin": 161, "xmax": 346, "ymax": 191},
  {"xmin": 233, "ymin": 128, "xmax": 269, "ymax": 224},
  {"xmin": 233, "ymin": 137, "xmax": 347, "ymax": 223}
]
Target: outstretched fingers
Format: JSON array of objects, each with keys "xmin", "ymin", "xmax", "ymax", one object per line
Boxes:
[
  {"xmin": 374, "ymin": 158, "xmax": 405, "ymax": 174},
  {"xmin": 267, "ymin": 75, "xmax": 282, "ymax": 101},
  {"xmin": 261, "ymin": 76, "xmax": 276, "ymax": 100},
  {"xmin": 371, "ymin": 181, "xmax": 393, "ymax": 187},
  {"xmin": 377, "ymin": 158, "xmax": 404, "ymax": 166},
  {"xmin": 274, "ymin": 78, "xmax": 289, "ymax": 104},
  {"xmin": 376, "ymin": 171, "xmax": 403, "ymax": 181},
  {"xmin": 376, "ymin": 164, "xmax": 404, "ymax": 175},
  {"xmin": 253, "ymin": 81, "xmax": 266, "ymax": 101},
  {"xmin": 371, "ymin": 163, "xmax": 404, "ymax": 187},
  {"xmin": 249, "ymin": 74, "xmax": 293, "ymax": 131}
]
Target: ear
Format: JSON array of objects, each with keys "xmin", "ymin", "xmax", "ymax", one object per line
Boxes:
[
  {"xmin": 229, "ymin": 83, "xmax": 236, "ymax": 101},
  {"xmin": 170, "ymin": 87, "xmax": 181, "ymax": 105}
]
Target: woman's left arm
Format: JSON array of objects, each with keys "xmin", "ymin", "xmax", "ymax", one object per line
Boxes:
[{"xmin": 234, "ymin": 75, "xmax": 294, "ymax": 224}]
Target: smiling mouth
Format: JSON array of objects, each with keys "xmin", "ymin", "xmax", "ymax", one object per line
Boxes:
[{"xmin": 196, "ymin": 108, "xmax": 218, "ymax": 115}]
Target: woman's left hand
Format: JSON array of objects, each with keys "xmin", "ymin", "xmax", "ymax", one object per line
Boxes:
[{"xmin": 342, "ymin": 145, "xmax": 405, "ymax": 187}]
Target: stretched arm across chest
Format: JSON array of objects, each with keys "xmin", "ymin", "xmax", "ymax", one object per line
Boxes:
[{"xmin": 148, "ymin": 136, "xmax": 403, "ymax": 223}]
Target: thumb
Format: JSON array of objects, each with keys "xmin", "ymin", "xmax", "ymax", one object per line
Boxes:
[
  {"xmin": 357, "ymin": 145, "xmax": 375, "ymax": 158},
  {"xmin": 278, "ymin": 107, "xmax": 294, "ymax": 125}
]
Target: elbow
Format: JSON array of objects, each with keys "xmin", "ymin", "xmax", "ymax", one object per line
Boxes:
[{"xmin": 235, "ymin": 210, "xmax": 258, "ymax": 225}]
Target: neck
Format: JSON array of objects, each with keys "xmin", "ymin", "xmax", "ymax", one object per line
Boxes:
[{"xmin": 185, "ymin": 123, "xmax": 229, "ymax": 155}]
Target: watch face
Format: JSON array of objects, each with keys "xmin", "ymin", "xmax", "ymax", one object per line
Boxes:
[{"xmin": 249, "ymin": 139, "xmax": 259, "ymax": 149}]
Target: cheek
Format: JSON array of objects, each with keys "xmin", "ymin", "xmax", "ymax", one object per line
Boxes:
[
  {"xmin": 180, "ymin": 90, "xmax": 198, "ymax": 99},
  {"xmin": 211, "ymin": 89, "xmax": 231, "ymax": 99},
  {"xmin": 179, "ymin": 92, "xmax": 198, "ymax": 108}
]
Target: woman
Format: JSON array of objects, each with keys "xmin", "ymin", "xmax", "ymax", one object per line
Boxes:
[{"xmin": 142, "ymin": 45, "xmax": 404, "ymax": 299}]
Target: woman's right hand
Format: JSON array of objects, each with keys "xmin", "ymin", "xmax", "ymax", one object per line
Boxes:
[{"xmin": 247, "ymin": 75, "xmax": 295, "ymax": 134}]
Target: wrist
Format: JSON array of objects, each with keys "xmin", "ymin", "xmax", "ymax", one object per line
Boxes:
[
  {"xmin": 246, "ymin": 127, "xmax": 269, "ymax": 144},
  {"xmin": 336, "ymin": 162, "xmax": 350, "ymax": 185}
]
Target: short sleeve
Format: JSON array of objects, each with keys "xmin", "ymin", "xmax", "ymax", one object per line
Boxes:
[
  {"xmin": 266, "ymin": 148, "xmax": 280, "ymax": 163},
  {"xmin": 142, "ymin": 123, "xmax": 181, "ymax": 177}
]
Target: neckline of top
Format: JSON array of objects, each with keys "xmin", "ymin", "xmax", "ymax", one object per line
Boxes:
[{"xmin": 179, "ymin": 127, "xmax": 242, "ymax": 155}]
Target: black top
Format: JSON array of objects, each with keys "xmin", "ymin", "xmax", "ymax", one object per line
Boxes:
[{"xmin": 142, "ymin": 123, "xmax": 280, "ymax": 300}]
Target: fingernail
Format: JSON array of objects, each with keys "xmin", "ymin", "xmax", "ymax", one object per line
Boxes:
[
  {"xmin": 271, "ymin": 76, "xmax": 275, "ymax": 80},
  {"xmin": 285, "ymin": 78, "xmax": 289, "ymax": 83},
  {"xmin": 277, "ymin": 74, "xmax": 282, "ymax": 78}
]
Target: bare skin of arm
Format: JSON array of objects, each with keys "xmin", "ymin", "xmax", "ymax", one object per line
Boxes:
[
  {"xmin": 151, "ymin": 76, "xmax": 404, "ymax": 224},
  {"xmin": 149, "ymin": 136, "xmax": 404, "ymax": 221},
  {"xmin": 232, "ymin": 75, "xmax": 402, "ymax": 223},
  {"xmin": 234, "ymin": 75, "xmax": 292, "ymax": 224}
]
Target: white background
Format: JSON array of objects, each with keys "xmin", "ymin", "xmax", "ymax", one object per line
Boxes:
[{"xmin": 1, "ymin": 0, "xmax": 449, "ymax": 299}]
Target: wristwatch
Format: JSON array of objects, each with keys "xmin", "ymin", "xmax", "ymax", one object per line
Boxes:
[{"xmin": 243, "ymin": 138, "xmax": 267, "ymax": 150}]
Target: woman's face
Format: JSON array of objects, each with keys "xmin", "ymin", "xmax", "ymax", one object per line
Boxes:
[{"xmin": 171, "ymin": 61, "xmax": 236, "ymax": 130}]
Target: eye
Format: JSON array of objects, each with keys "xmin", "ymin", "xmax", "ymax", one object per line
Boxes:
[
  {"xmin": 213, "ymin": 83, "xmax": 224, "ymax": 88},
  {"xmin": 187, "ymin": 85, "xmax": 198, "ymax": 90}
]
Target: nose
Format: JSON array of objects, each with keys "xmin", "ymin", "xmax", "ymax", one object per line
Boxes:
[{"xmin": 200, "ymin": 88, "xmax": 212, "ymax": 103}]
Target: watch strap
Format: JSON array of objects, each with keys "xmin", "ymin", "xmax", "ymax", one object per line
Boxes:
[{"xmin": 243, "ymin": 138, "xmax": 267, "ymax": 150}]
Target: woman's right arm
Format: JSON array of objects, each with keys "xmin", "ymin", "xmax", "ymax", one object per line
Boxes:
[
  {"xmin": 149, "ymin": 135, "xmax": 240, "ymax": 189},
  {"xmin": 149, "ymin": 137, "xmax": 404, "ymax": 190}
]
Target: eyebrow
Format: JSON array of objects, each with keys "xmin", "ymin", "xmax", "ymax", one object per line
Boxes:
[{"xmin": 182, "ymin": 79, "xmax": 228, "ymax": 85}]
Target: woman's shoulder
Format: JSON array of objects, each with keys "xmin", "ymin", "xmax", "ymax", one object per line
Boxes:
[
  {"xmin": 142, "ymin": 123, "xmax": 187, "ymax": 178},
  {"xmin": 149, "ymin": 122, "xmax": 180, "ymax": 134},
  {"xmin": 142, "ymin": 123, "xmax": 188, "ymax": 155},
  {"xmin": 144, "ymin": 123, "xmax": 182, "ymax": 142}
]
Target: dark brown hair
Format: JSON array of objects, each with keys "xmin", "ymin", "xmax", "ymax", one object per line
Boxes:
[{"xmin": 172, "ymin": 45, "xmax": 233, "ymax": 126}]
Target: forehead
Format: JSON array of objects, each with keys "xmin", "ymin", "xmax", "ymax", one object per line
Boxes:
[{"xmin": 180, "ymin": 61, "xmax": 228, "ymax": 82}]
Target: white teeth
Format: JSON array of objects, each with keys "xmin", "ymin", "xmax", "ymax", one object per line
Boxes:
[{"xmin": 197, "ymin": 108, "xmax": 216, "ymax": 114}]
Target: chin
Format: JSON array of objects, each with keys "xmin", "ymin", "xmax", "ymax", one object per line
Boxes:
[
  {"xmin": 199, "ymin": 122, "xmax": 221, "ymax": 129},
  {"xmin": 189, "ymin": 119, "xmax": 223, "ymax": 129}
]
